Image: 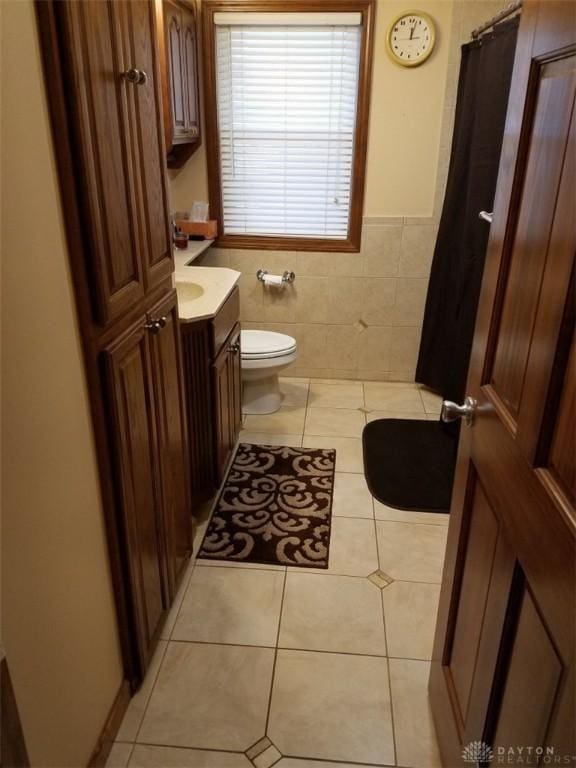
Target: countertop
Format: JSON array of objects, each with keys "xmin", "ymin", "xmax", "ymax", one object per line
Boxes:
[
  {"xmin": 174, "ymin": 265, "xmax": 241, "ymax": 322},
  {"xmin": 173, "ymin": 238, "xmax": 214, "ymax": 269}
]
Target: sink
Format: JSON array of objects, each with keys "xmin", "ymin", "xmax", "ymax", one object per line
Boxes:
[{"xmin": 176, "ymin": 281, "xmax": 204, "ymax": 301}]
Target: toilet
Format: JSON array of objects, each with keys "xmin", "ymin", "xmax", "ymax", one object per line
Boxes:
[{"xmin": 241, "ymin": 330, "xmax": 298, "ymax": 415}]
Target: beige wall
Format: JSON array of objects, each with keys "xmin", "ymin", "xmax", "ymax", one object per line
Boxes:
[
  {"xmin": 1, "ymin": 2, "xmax": 124, "ymax": 765},
  {"xmin": 169, "ymin": 0, "xmax": 509, "ymax": 381}
]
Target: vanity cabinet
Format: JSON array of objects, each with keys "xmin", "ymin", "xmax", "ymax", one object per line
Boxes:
[
  {"xmin": 39, "ymin": 0, "xmax": 192, "ymax": 689},
  {"xmin": 159, "ymin": 0, "xmax": 201, "ymax": 168},
  {"xmin": 180, "ymin": 286, "xmax": 242, "ymax": 500}
]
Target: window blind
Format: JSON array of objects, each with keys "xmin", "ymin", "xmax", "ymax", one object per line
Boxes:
[{"xmin": 215, "ymin": 20, "xmax": 362, "ymax": 239}]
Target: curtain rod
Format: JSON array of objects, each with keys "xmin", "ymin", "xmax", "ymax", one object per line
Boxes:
[{"xmin": 471, "ymin": 0, "xmax": 523, "ymax": 39}]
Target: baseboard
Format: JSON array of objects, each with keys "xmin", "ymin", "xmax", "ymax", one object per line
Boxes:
[{"xmin": 88, "ymin": 679, "xmax": 131, "ymax": 768}]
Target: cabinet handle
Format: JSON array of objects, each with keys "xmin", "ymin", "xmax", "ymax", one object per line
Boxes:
[
  {"xmin": 123, "ymin": 68, "xmax": 148, "ymax": 86},
  {"xmin": 144, "ymin": 316, "xmax": 167, "ymax": 335},
  {"xmin": 228, "ymin": 342, "xmax": 240, "ymax": 355},
  {"xmin": 144, "ymin": 320, "xmax": 162, "ymax": 335}
]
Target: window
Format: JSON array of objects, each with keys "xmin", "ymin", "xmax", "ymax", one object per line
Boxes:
[{"xmin": 203, "ymin": 1, "xmax": 375, "ymax": 251}]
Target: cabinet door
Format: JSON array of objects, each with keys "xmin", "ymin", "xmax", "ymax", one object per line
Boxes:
[
  {"xmin": 212, "ymin": 339, "xmax": 233, "ymax": 483},
  {"xmin": 102, "ymin": 318, "xmax": 166, "ymax": 669},
  {"xmin": 57, "ymin": 1, "xmax": 146, "ymax": 325},
  {"xmin": 120, "ymin": 0, "xmax": 173, "ymax": 293},
  {"xmin": 228, "ymin": 325, "xmax": 242, "ymax": 448},
  {"xmin": 181, "ymin": 4, "xmax": 200, "ymax": 140},
  {"xmin": 148, "ymin": 292, "xmax": 192, "ymax": 598},
  {"xmin": 164, "ymin": 1, "xmax": 187, "ymax": 143}
]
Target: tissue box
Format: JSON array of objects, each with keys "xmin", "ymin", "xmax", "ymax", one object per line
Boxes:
[{"xmin": 176, "ymin": 219, "xmax": 218, "ymax": 239}]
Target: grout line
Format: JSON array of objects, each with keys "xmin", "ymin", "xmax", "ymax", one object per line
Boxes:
[
  {"xmin": 283, "ymin": 753, "xmax": 396, "ymax": 768},
  {"xmin": 264, "ymin": 566, "xmax": 287, "ymax": 735},
  {"xmin": 165, "ymin": 638, "xmax": 396, "ymax": 660}
]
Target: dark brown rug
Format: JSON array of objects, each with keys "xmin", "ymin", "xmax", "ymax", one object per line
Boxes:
[{"xmin": 198, "ymin": 443, "xmax": 336, "ymax": 568}]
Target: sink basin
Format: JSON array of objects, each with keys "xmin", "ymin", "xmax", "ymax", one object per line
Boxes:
[{"xmin": 176, "ymin": 281, "xmax": 204, "ymax": 301}]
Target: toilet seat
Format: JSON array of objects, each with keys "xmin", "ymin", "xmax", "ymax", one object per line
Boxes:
[{"xmin": 241, "ymin": 330, "xmax": 297, "ymax": 360}]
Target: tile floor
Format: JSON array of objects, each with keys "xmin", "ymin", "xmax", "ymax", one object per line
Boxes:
[{"xmin": 109, "ymin": 379, "xmax": 448, "ymax": 768}]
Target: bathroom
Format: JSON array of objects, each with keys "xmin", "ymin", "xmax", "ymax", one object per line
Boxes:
[{"xmin": 1, "ymin": 1, "xmax": 575, "ymax": 767}]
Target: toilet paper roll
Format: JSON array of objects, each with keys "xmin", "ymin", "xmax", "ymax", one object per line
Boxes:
[{"xmin": 262, "ymin": 273, "xmax": 284, "ymax": 287}]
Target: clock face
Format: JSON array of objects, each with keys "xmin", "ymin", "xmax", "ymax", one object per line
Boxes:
[{"xmin": 387, "ymin": 12, "xmax": 436, "ymax": 67}]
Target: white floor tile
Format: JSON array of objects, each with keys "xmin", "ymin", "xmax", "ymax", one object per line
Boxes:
[
  {"xmin": 269, "ymin": 649, "xmax": 395, "ymax": 765},
  {"xmin": 305, "ymin": 407, "xmax": 366, "ymax": 438},
  {"xmin": 364, "ymin": 383, "xmax": 424, "ymax": 413},
  {"xmin": 279, "ymin": 573, "xmax": 386, "ymax": 656},
  {"xmin": 376, "ymin": 521, "xmax": 447, "ymax": 584},
  {"xmin": 374, "ymin": 500, "xmax": 449, "ymax": 526},
  {"xmin": 239, "ymin": 431, "xmax": 303, "ymax": 447},
  {"xmin": 383, "ymin": 581, "xmax": 441, "ymax": 660},
  {"xmin": 138, "ymin": 642, "xmax": 274, "ymax": 751},
  {"xmin": 389, "ymin": 658, "xmax": 442, "ymax": 767},
  {"xmin": 172, "ymin": 566, "xmax": 284, "ymax": 646},
  {"xmin": 332, "ymin": 472, "xmax": 374, "ymax": 519},
  {"xmin": 129, "ymin": 745, "xmax": 251, "ymax": 767},
  {"xmin": 308, "ymin": 380, "xmax": 364, "ymax": 409}
]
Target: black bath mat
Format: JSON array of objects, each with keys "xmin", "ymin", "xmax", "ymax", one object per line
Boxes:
[
  {"xmin": 199, "ymin": 443, "xmax": 336, "ymax": 568},
  {"xmin": 362, "ymin": 419, "xmax": 457, "ymax": 513}
]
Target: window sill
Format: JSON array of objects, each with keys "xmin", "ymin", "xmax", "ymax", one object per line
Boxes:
[{"xmin": 213, "ymin": 233, "xmax": 361, "ymax": 253}]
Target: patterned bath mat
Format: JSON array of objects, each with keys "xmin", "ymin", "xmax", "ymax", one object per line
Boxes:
[{"xmin": 198, "ymin": 443, "xmax": 336, "ymax": 568}]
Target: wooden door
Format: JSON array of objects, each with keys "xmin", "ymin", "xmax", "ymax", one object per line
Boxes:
[
  {"xmin": 164, "ymin": 1, "xmax": 187, "ymax": 143},
  {"xmin": 103, "ymin": 319, "xmax": 167, "ymax": 669},
  {"xmin": 430, "ymin": 4, "xmax": 576, "ymax": 766},
  {"xmin": 57, "ymin": 1, "xmax": 146, "ymax": 325},
  {"xmin": 181, "ymin": 3, "xmax": 200, "ymax": 141},
  {"xmin": 148, "ymin": 292, "xmax": 192, "ymax": 598},
  {"xmin": 120, "ymin": 0, "xmax": 173, "ymax": 293}
]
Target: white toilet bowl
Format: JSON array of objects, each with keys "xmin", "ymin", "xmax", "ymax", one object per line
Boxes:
[{"xmin": 241, "ymin": 330, "xmax": 298, "ymax": 415}]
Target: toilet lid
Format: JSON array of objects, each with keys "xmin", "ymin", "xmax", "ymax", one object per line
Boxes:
[{"xmin": 241, "ymin": 330, "xmax": 297, "ymax": 359}]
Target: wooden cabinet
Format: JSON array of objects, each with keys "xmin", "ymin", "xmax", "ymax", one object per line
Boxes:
[
  {"xmin": 39, "ymin": 0, "xmax": 192, "ymax": 687},
  {"xmin": 181, "ymin": 287, "xmax": 242, "ymax": 500},
  {"xmin": 159, "ymin": 0, "xmax": 201, "ymax": 168},
  {"xmin": 57, "ymin": 0, "xmax": 172, "ymax": 327},
  {"xmin": 103, "ymin": 292, "xmax": 191, "ymax": 665}
]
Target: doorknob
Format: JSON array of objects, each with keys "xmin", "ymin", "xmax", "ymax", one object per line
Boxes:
[
  {"xmin": 123, "ymin": 68, "xmax": 148, "ymax": 85},
  {"xmin": 441, "ymin": 396, "xmax": 477, "ymax": 426}
]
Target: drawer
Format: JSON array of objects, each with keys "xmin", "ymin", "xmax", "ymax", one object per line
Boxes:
[{"xmin": 210, "ymin": 286, "xmax": 240, "ymax": 357}]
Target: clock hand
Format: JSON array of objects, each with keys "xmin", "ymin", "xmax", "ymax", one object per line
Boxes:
[{"xmin": 409, "ymin": 24, "xmax": 415, "ymax": 40}]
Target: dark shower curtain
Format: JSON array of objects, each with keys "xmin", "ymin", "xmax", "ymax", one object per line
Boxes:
[{"xmin": 416, "ymin": 17, "xmax": 520, "ymax": 404}]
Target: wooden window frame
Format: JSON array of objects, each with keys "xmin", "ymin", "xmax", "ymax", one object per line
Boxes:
[{"xmin": 202, "ymin": 0, "xmax": 376, "ymax": 252}]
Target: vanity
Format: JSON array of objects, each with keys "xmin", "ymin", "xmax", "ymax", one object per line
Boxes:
[{"xmin": 175, "ymin": 263, "xmax": 243, "ymax": 502}]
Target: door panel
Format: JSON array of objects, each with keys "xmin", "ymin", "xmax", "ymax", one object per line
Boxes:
[
  {"xmin": 430, "ymin": 5, "xmax": 576, "ymax": 766},
  {"xmin": 148, "ymin": 292, "xmax": 192, "ymax": 598},
  {"xmin": 121, "ymin": 0, "xmax": 173, "ymax": 291},
  {"xmin": 103, "ymin": 319, "xmax": 166, "ymax": 668},
  {"xmin": 448, "ymin": 480, "xmax": 500, "ymax": 725},
  {"xmin": 59, "ymin": 1, "xmax": 145, "ymax": 325},
  {"xmin": 182, "ymin": 5, "xmax": 200, "ymax": 137},
  {"xmin": 165, "ymin": 2, "xmax": 186, "ymax": 136},
  {"xmin": 490, "ymin": 56, "xmax": 575, "ymax": 418},
  {"xmin": 212, "ymin": 339, "xmax": 232, "ymax": 483},
  {"xmin": 491, "ymin": 587, "xmax": 563, "ymax": 752}
]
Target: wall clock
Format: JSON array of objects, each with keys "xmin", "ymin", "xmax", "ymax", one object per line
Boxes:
[{"xmin": 386, "ymin": 11, "xmax": 436, "ymax": 67}]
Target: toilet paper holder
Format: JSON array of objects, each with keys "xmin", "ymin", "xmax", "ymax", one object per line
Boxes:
[{"xmin": 256, "ymin": 269, "xmax": 296, "ymax": 284}]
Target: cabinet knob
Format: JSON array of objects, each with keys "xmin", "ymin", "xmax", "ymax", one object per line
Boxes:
[
  {"xmin": 123, "ymin": 68, "xmax": 148, "ymax": 86},
  {"xmin": 144, "ymin": 321, "xmax": 161, "ymax": 335},
  {"xmin": 229, "ymin": 342, "xmax": 240, "ymax": 355}
]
